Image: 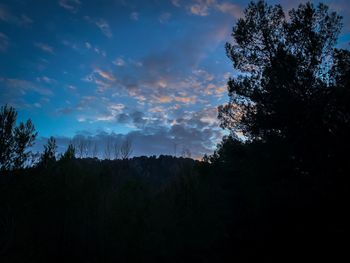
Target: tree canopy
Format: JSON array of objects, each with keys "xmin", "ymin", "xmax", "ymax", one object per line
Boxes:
[
  {"xmin": 0, "ymin": 105, "xmax": 37, "ymax": 171},
  {"xmin": 39, "ymin": 136, "xmax": 57, "ymax": 167},
  {"xmin": 218, "ymin": 1, "xmax": 350, "ymax": 176}
]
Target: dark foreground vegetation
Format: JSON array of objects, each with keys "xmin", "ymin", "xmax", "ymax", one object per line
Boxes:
[
  {"xmin": 0, "ymin": 149, "xmax": 348, "ymax": 262},
  {"xmin": 1, "ymin": 1, "xmax": 350, "ymax": 261}
]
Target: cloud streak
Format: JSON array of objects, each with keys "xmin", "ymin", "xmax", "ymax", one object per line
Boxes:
[
  {"xmin": 95, "ymin": 68, "xmax": 116, "ymax": 82},
  {"xmin": 0, "ymin": 4, "xmax": 33, "ymax": 26},
  {"xmin": 58, "ymin": 0, "xmax": 81, "ymax": 13},
  {"xmin": 187, "ymin": 0, "xmax": 242, "ymax": 18},
  {"xmin": 130, "ymin": 12, "xmax": 139, "ymax": 21},
  {"xmin": 34, "ymin": 42, "xmax": 54, "ymax": 54},
  {"xmin": 0, "ymin": 32, "xmax": 9, "ymax": 52},
  {"xmin": 85, "ymin": 16, "xmax": 113, "ymax": 38},
  {"xmin": 95, "ymin": 19, "xmax": 113, "ymax": 38}
]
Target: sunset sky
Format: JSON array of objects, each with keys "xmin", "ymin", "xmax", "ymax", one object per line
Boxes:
[{"xmin": 1, "ymin": 0, "xmax": 350, "ymax": 157}]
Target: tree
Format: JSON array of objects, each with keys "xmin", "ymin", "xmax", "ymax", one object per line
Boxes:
[
  {"xmin": 0, "ymin": 105, "xmax": 16, "ymax": 171},
  {"xmin": 218, "ymin": 1, "xmax": 349, "ymax": 175},
  {"xmin": 73, "ymin": 135, "xmax": 88, "ymax": 158},
  {"xmin": 113, "ymin": 141, "xmax": 120, "ymax": 160},
  {"xmin": 0, "ymin": 105, "xmax": 37, "ymax": 171},
  {"xmin": 84, "ymin": 138, "xmax": 92, "ymax": 158},
  {"xmin": 120, "ymin": 137, "xmax": 133, "ymax": 160},
  {"xmin": 40, "ymin": 136, "xmax": 57, "ymax": 167},
  {"xmin": 92, "ymin": 141, "xmax": 99, "ymax": 158},
  {"xmin": 60, "ymin": 143, "xmax": 75, "ymax": 161},
  {"xmin": 104, "ymin": 137, "xmax": 113, "ymax": 160}
]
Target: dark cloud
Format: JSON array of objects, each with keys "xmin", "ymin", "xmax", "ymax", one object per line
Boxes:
[
  {"xmin": 33, "ymin": 106, "xmax": 223, "ymax": 159},
  {"xmin": 0, "ymin": 77, "xmax": 53, "ymax": 107},
  {"xmin": 58, "ymin": 0, "xmax": 81, "ymax": 13},
  {"xmin": 56, "ymin": 106, "xmax": 74, "ymax": 115}
]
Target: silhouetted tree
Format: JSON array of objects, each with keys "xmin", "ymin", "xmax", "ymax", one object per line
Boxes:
[
  {"xmin": 0, "ymin": 105, "xmax": 16, "ymax": 171},
  {"xmin": 92, "ymin": 141, "xmax": 99, "ymax": 158},
  {"xmin": 40, "ymin": 136, "xmax": 57, "ymax": 167},
  {"xmin": 120, "ymin": 138, "xmax": 133, "ymax": 160},
  {"xmin": 113, "ymin": 141, "xmax": 120, "ymax": 160},
  {"xmin": 0, "ymin": 105, "xmax": 37, "ymax": 171},
  {"xmin": 73, "ymin": 136, "xmax": 88, "ymax": 158},
  {"xmin": 173, "ymin": 142, "xmax": 178, "ymax": 157},
  {"xmin": 60, "ymin": 143, "xmax": 75, "ymax": 161},
  {"xmin": 104, "ymin": 137, "xmax": 113, "ymax": 160},
  {"xmin": 84, "ymin": 138, "xmax": 92, "ymax": 158},
  {"xmin": 218, "ymin": 1, "xmax": 349, "ymax": 175}
]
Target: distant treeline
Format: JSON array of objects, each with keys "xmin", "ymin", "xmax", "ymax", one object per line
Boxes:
[
  {"xmin": 0, "ymin": 103, "xmax": 135, "ymax": 171},
  {"xmin": 0, "ymin": 104, "xmax": 192, "ymax": 171}
]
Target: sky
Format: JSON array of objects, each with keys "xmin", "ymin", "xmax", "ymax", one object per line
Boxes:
[{"xmin": 1, "ymin": 0, "xmax": 350, "ymax": 158}]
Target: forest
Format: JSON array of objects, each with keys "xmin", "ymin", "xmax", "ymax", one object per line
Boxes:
[{"xmin": 1, "ymin": 1, "xmax": 349, "ymax": 262}]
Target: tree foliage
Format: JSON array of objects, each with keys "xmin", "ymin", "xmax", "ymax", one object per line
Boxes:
[
  {"xmin": 60, "ymin": 143, "xmax": 76, "ymax": 161},
  {"xmin": 40, "ymin": 136, "xmax": 57, "ymax": 167},
  {"xmin": 218, "ymin": 1, "xmax": 349, "ymax": 175},
  {"xmin": 120, "ymin": 137, "xmax": 133, "ymax": 160},
  {"xmin": 0, "ymin": 105, "xmax": 37, "ymax": 171}
]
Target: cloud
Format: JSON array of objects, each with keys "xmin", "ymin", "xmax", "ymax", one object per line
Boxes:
[
  {"xmin": 36, "ymin": 76, "xmax": 57, "ymax": 84},
  {"xmin": 159, "ymin": 12, "xmax": 171, "ymax": 23},
  {"xmin": 130, "ymin": 12, "xmax": 139, "ymax": 21},
  {"xmin": 152, "ymin": 95, "xmax": 173, "ymax": 104},
  {"xmin": 113, "ymin": 57, "xmax": 126, "ymax": 66},
  {"xmin": 84, "ymin": 41, "xmax": 107, "ymax": 56},
  {"xmin": 85, "ymin": 16, "xmax": 113, "ymax": 38},
  {"xmin": 110, "ymin": 103, "xmax": 125, "ymax": 111},
  {"xmin": 174, "ymin": 96, "xmax": 197, "ymax": 104},
  {"xmin": 0, "ymin": 78, "xmax": 53, "ymax": 96},
  {"xmin": 149, "ymin": 106, "xmax": 165, "ymax": 113},
  {"xmin": 95, "ymin": 108, "xmax": 147, "ymax": 130},
  {"xmin": 71, "ymin": 83, "xmax": 219, "ymax": 153},
  {"xmin": 95, "ymin": 19, "xmax": 113, "ymax": 38},
  {"xmin": 67, "ymin": 85, "xmax": 77, "ymax": 91},
  {"xmin": 187, "ymin": 0, "xmax": 242, "ymax": 18},
  {"xmin": 82, "ymin": 68, "xmax": 118, "ymax": 93},
  {"xmin": 56, "ymin": 106, "xmax": 74, "ymax": 116},
  {"xmin": 188, "ymin": 0, "xmax": 215, "ymax": 16},
  {"xmin": 95, "ymin": 68, "xmax": 116, "ymax": 82},
  {"xmin": 124, "ymin": 107, "xmax": 223, "ymax": 157},
  {"xmin": 74, "ymin": 101, "xmax": 141, "ymax": 126},
  {"xmin": 85, "ymin": 42, "xmax": 92, "ymax": 49},
  {"xmin": 0, "ymin": 32, "xmax": 9, "ymax": 52},
  {"xmin": 135, "ymin": 17, "xmax": 230, "ymax": 82},
  {"xmin": 0, "ymin": 77, "xmax": 54, "ymax": 108},
  {"xmin": 171, "ymin": 0, "xmax": 181, "ymax": 7},
  {"xmin": 95, "ymin": 104, "xmax": 125, "ymax": 121},
  {"xmin": 190, "ymin": 4, "xmax": 209, "ymax": 16},
  {"xmin": 58, "ymin": 0, "xmax": 81, "ymax": 13},
  {"xmin": 34, "ymin": 42, "xmax": 54, "ymax": 54},
  {"xmin": 215, "ymin": 2, "xmax": 242, "ymax": 18},
  {"xmin": 34, "ymin": 107, "xmax": 223, "ymax": 158},
  {"xmin": 193, "ymin": 69, "xmax": 214, "ymax": 81},
  {"xmin": 61, "ymin": 39, "xmax": 79, "ymax": 50},
  {"xmin": 0, "ymin": 4, "xmax": 33, "ymax": 27},
  {"xmin": 75, "ymin": 96, "xmax": 97, "ymax": 112},
  {"xmin": 106, "ymin": 17, "xmax": 231, "ymax": 106}
]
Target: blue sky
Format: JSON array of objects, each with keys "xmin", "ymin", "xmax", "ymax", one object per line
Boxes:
[{"xmin": 1, "ymin": 0, "xmax": 349, "ymax": 158}]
